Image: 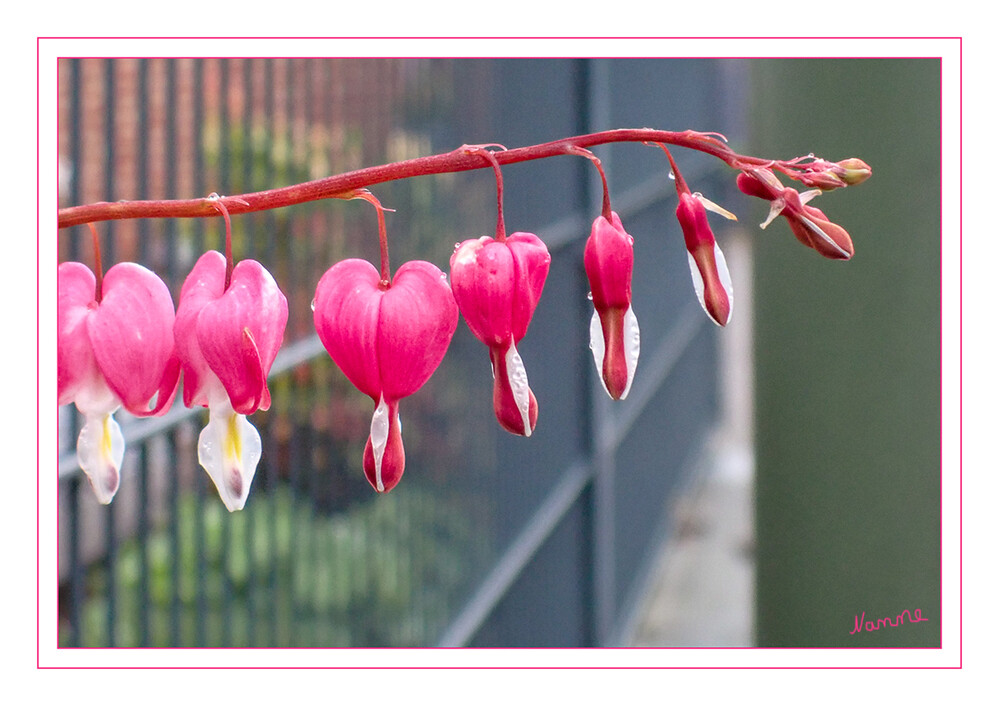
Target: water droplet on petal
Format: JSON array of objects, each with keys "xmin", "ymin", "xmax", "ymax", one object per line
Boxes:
[
  {"xmin": 668, "ymin": 171, "xmax": 676, "ymax": 181},
  {"xmin": 310, "ymin": 298, "xmax": 317, "ymax": 312},
  {"xmin": 586, "ymin": 291, "xmax": 593, "ymax": 301}
]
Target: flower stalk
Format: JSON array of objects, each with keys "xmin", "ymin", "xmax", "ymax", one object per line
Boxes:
[{"xmin": 58, "ymin": 129, "xmax": 779, "ymax": 230}]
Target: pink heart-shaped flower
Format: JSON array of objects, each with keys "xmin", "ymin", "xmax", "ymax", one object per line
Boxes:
[
  {"xmin": 314, "ymin": 257, "xmax": 458, "ymax": 492},
  {"xmin": 175, "ymin": 251, "xmax": 288, "ymax": 414},
  {"xmin": 450, "ymin": 232, "xmax": 550, "ymax": 436}
]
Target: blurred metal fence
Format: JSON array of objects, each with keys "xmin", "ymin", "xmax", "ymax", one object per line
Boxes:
[{"xmin": 56, "ymin": 57, "xmax": 741, "ymax": 647}]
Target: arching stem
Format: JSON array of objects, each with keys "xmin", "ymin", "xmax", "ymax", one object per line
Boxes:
[
  {"xmin": 654, "ymin": 143, "xmax": 691, "ymax": 197},
  {"xmin": 343, "ymin": 189, "xmax": 395, "ymax": 286},
  {"xmin": 464, "ymin": 144, "xmax": 507, "ymax": 242},
  {"xmin": 565, "ymin": 145, "xmax": 612, "ymax": 220},
  {"xmin": 207, "ymin": 193, "xmax": 236, "ymax": 290}
]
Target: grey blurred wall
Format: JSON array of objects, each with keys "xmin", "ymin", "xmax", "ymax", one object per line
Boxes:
[{"xmin": 751, "ymin": 59, "xmax": 941, "ymax": 647}]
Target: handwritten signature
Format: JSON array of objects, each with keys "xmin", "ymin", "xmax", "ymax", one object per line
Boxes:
[{"xmin": 850, "ymin": 608, "xmax": 929, "ymax": 635}]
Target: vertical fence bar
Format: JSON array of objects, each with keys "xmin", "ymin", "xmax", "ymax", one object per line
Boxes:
[
  {"xmin": 67, "ymin": 58, "xmax": 82, "ymax": 262},
  {"xmin": 218, "ymin": 56, "xmax": 234, "ymax": 649},
  {"xmin": 105, "ymin": 494, "xmax": 117, "ymax": 646},
  {"xmin": 136, "ymin": 58, "xmax": 153, "ymax": 648},
  {"xmin": 63, "ymin": 58, "xmax": 84, "ymax": 648},
  {"xmin": 66, "ymin": 477, "xmax": 83, "ymax": 646},
  {"xmin": 103, "ymin": 59, "xmax": 116, "ymax": 264},
  {"xmin": 264, "ymin": 57, "xmax": 280, "ymax": 648},
  {"xmin": 169, "ymin": 425, "xmax": 182, "ymax": 646},
  {"xmin": 571, "ymin": 57, "xmax": 599, "ymax": 648},
  {"xmin": 163, "ymin": 60, "xmax": 182, "ymax": 646},
  {"xmin": 137, "ymin": 444, "xmax": 150, "ymax": 646}
]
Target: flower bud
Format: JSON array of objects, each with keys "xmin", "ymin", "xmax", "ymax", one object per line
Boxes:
[
  {"xmin": 738, "ymin": 171, "xmax": 854, "ymax": 260},
  {"xmin": 835, "ymin": 158, "xmax": 873, "ymax": 186},
  {"xmin": 584, "ymin": 212, "xmax": 639, "ymax": 400},
  {"xmin": 676, "ymin": 193, "xmax": 733, "ymax": 326}
]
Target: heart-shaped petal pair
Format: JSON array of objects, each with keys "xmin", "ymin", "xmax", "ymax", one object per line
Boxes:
[{"xmin": 313, "ymin": 258, "xmax": 458, "ymax": 492}]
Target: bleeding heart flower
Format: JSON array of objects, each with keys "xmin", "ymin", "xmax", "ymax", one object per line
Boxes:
[
  {"xmin": 58, "ymin": 261, "xmax": 180, "ymax": 503},
  {"xmin": 584, "ymin": 212, "xmax": 640, "ymax": 400},
  {"xmin": 676, "ymin": 191, "xmax": 735, "ymax": 326},
  {"xmin": 656, "ymin": 143, "xmax": 735, "ymax": 327},
  {"xmin": 313, "ymin": 258, "xmax": 458, "ymax": 493},
  {"xmin": 174, "ymin": 251, "xmax": 288, "ymax": 511},
  {"xmin": 737, "ymin": 169, "xmax": 854, "ymax": 260},
  {"xmin": 450, "ymin": 232, "xmax": 550, "ymax": 436}
]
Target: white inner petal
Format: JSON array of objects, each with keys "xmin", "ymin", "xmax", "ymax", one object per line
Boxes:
[
  {"xmin": 77, "ymin": 411, "xmax": 124, "ymax": 504},
  {"xmin": 687, "ymin": 246, "xmax": 734, "ymax": 326},
  {"xmin": 800, "ymin": 215, "xmax": 850, "ymax": 258},
  {"xmin": 687, "ymin": 251, "xmax": 708, "ymax": 314},
  {"xmin": 621, "ymin": 305, "xmax": 640, "ymax": 400},
  {"xmin": 761, "ymin": 198, "xmax": 785, "ymax": 229},
  {"xmin": 369, "ymin": 394, "xmax": 390, "ymax": 492},
  {"xmin": 588, "ymin": 309, "xmax": 610, "ymax": 398},
  {"xmin": 694, "ymin": 193, "xmax": 738, "ymax": 221},
  {"xmin": 799, "ymin": 188, "xmax": 823, "ymax": 205},
  {"xmin": 198, "ymin": 399, "xmax": 261, "ymax": 512},
  {"xmin": 714, "ymin": 243, "xmax": 735, "ymax": 325},
  {"xmin": 505, "ymin": 342, "xmax": 533, "ymax": 438}
]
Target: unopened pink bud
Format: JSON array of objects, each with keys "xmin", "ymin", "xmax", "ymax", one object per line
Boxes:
[
  {"xmin": 781, "ymin": 189, "xmax": 855, "ymax": 260},
  {"xmin": 676, "ymin": 193, "xmax": 733, "ymax": 326},
  {"xmin": 798, "ymin": 170, "xmax": 848, "ymax": 190},
  {"xmin": 584, "ymin": 212, "xmax": 639, "ymax": 400},
  {"xmin": 835, "ymin": 158, "xmax": 872, "ymax": 186}
]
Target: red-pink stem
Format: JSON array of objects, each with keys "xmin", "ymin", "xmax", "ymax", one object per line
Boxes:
[
  {"xmin": 655, "ymin": 143, "xmax": 691, "ymax": 197},
  {"xmin": 464, "ymin": 145, "xmax": 507, "ymax": 241},
  {"xmin": 87, "ymin": 222, "xmax": 103, "ymax": 302},
  {"xmin": 208, "ymin": 194, "xmax": 235, "ymax": 290},
  {"xmin": 565, "ymin": 145, "xmax": 612, "ymax": 220},
  {"xmin": 58, "ymin": 129, "xmax": 752, "ymax": 229}
]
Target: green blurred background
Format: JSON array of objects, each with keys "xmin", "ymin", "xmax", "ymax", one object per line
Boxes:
[{"xmin": 751, "ymin": 59, "xmax": 941, "ymax": 646}]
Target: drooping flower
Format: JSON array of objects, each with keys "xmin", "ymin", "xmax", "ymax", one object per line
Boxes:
[
  {"xmin": 450, "ymin": 232, "xmax": 550, "ymax": 436},
  {"xmin": 656, "ymin": 143, "xmax": 735, "ymax": 327},
  {"xmin": 584, "ymin": 212, "xmax": 640, "ymax": 400},
  {"xmin": 313, "ymin": 258, "xmax": 458, "ymax": 493},
  {"xmin": 174, "ymin": 250, "xmax": 288, "ymax": 511},
  {"xmin": 676, "ymin": 191, "xmax": 735, "ymax": 326},
  {"xmin": 737, "ymin": 169, "xmax": 854, "ymax": 260},
  {"xmin": 58, "ymin": 261, "xmax": 180, "ymax": 503}
]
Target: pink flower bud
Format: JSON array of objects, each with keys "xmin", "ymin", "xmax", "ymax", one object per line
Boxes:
[
  {"xmin": 584, "ymin": 212, "xmax": 639, "ymax": 400},
  {"xmin": 737, "ymin": 171, "xmax": 854, "ymax": 260},
  {"xmin": 676, "ymin": 193, "xmax": 733, "ymax": 326},
  {"xmin": 835, "ymin": 158, "xmax": 873, "ymax": 186},
  {"xmin": 781, "ymin": 188, "xmax": 855, "ymax": 260},
  {"xmin": 450, "ymin": 232, "xmax": 550, "ymax": 436}
]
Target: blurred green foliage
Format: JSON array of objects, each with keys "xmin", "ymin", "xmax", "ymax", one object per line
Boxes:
[{"xmin": 66, "ymin": 485, "xmax": 486, "ymax": 648}]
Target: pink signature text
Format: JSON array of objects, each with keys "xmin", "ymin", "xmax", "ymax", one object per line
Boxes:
[{"xmin": 850, "ymin": 608, "xmax": 929, "ymax": 635}]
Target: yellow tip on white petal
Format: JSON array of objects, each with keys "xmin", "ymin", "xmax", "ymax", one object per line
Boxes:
[
  {"xmin": 198, "ymin": 402, "xmax": 261, "ymax": 512},
  {"xmin": 77, "ymin": 412, "xmax": 124, "ymax": 504}
]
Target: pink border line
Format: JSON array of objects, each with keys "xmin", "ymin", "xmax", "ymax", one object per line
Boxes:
[{"xmin": 38, "ymin": 36, "xmax": 962, "ymax": 670}]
